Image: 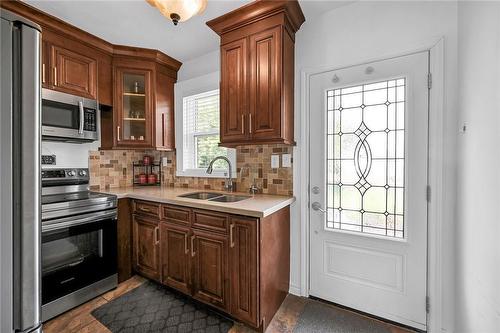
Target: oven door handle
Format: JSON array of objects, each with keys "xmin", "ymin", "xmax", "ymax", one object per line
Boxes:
[
  {"xmin": 78, "ymin": 100, "xmax": 84, "ymax": 134},
  {"xmin": 42, "ymin": 209, "xmax": 117, "ymax": 232}
]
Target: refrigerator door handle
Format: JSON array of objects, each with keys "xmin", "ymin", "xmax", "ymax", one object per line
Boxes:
[{"xmin": 14, "ymin": 23, "xmax": 42, "ymax": 332}]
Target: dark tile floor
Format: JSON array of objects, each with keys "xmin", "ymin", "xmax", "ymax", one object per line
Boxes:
[{"xmin": 43, "ymin": 276, "xmax": 415, "ymax": 333}]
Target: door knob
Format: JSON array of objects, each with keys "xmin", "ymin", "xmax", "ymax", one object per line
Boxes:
[{"xmin": 311, "ymin": 202, "xmax": 326, "ymax": 213}]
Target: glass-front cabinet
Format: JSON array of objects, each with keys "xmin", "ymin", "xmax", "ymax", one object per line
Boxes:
[{"xmin": 115, "ymin": 68, "xmax": 152, "ymax": 148}]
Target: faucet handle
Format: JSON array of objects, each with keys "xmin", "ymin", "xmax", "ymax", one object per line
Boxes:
[{"xmin": 249, "ymin": 183, "xmax": 259, "ymax": 194}]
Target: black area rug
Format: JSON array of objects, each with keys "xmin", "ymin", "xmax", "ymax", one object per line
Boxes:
[
  {"xmin": 91, "ymin": 280, "xmax": 233, "ymax": 333},
  {"xmin": 293, "ymin": 301, "xmax": 392, "ymax": 333}
]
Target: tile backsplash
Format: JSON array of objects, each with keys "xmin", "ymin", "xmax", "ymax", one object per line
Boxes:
[{"xmin": 89, "ymin": 144, "xmax": 293, "ymax": 196}]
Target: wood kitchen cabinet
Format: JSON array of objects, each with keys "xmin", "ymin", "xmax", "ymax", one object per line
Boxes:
[
  {"xmin": 229, "ymin": 216, "xmax": 259, "ymax": 326},
  {"xmin": 132, "ymin": 200, "xmax": 290, "ymax": 332},
  {"xmin": 50, "ymin": 44, "xmax": 97, "ymax": 99},
  {"xmin": 132, "ymin": 214, "xmax": 161, "ymax": 282},
  {"xmin": 207, "ymin": 0, "xmax": 305, "ymax": 147},
  {"xmin": 191, "ymin": 229, "xmax": 229, "ymax": 311},
  {"xmin": 101, "ymin": 55, "xmax": 178, "ymax": 150},
  {"xmin": 160, "ymin": 222, "xmax": 191, "ymax": 295},
  {"xmin": 220, "ymin": 38, "xmax": 248, "ymax": 142}
]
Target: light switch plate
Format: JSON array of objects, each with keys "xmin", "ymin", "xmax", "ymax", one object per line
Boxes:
[
  {"xmin": 282, "ymin": 154, "xmax": 292, "ymax": 167},
  {"xmin": 162, "ymin": 157, "xmax": 169, "ymax": 165},
  {"xmin": 271, "ymin": 154, "xmax": 280, "ymax": 168}
]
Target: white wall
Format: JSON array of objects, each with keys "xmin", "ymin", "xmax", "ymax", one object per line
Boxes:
[
  {"xmin": 178, "ymin": 50, "xmax": 219, "ymax": 81},
  {"xmin": 41, "ymin": 140, "xmax": 99, "ymax": 169},
  {"xmin": 294, "ymin": 1, "xmax": 458, "ymax": 332},
  {"xmin": 456, "ymin": 2, "xmax": 500, "ymax": 332}
]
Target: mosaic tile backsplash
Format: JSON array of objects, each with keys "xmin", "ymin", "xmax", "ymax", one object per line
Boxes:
[{"xmin": 89, "ymin": 144, "xmax": 293, "ymax": 196}]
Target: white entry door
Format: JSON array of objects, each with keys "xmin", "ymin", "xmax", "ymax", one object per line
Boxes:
[{"xmin": 309, "ymin": 52, "xmax": 429, "ymax": 330}]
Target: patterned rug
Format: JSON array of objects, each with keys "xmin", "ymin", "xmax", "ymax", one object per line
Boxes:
[{"xmin": 91, "ymin": 280, "xmax": 233, "ymax": 333}]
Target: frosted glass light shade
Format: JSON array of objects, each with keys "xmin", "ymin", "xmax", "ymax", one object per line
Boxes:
[{"xmin": 147, "ymin": 0, "xmax": 207, "ymax": 25}]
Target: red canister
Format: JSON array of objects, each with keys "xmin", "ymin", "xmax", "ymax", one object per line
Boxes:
[
  {"xmin": 138, "ymin": 173, "xmax": 147, "ymax": 184},
  {"xmin": 148, "ymin": 174, "xmax": 157, "ymax": 184}
]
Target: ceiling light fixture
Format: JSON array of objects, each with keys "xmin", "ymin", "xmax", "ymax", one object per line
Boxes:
[{"xmin": 146, "ymin": 0, "xmax": 207, "ymax": 25}]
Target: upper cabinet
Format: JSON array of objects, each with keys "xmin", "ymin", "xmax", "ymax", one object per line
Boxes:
[
  {"xmin": 40, "ymin": 32, "xmax": 99, "ymax": 100},
  {"xmin": 105, "ymin": 51, "xmax": 180, "ymax": 150},
  {"xmin": 207, "ymin": 0, "xmax": 305, "ymax": 147}
]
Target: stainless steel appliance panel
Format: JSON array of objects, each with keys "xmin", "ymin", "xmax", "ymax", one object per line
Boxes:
[{"xmin": 1, "ymin": 8, "xmax": 43, "ymax": 333}]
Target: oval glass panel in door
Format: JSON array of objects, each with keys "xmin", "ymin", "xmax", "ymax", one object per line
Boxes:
[{"xmin": 326, "ymin": 78, "xmax": 405, "ymax": 238}]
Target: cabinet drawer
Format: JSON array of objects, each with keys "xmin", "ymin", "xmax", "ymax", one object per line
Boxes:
[
  {"xmin": 192, "ymin": 210, "xmax": 229, "ymax": 234},
  {"xmin": 162, "ymin": 205, "xmax": 191, "ymax": 226},
  {"xmin": 134, "ymin": 200, "xmax": 160, "ymax": 218}
]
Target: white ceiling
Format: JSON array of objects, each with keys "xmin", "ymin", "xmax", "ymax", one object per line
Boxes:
[{"xmin": 26, "ymin": 0, "xmax": 354, "ymax": 63}]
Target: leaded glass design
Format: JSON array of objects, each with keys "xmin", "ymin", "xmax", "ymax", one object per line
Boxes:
[{"xmin": 326, "ymin": 78, "xmax": 405, "ymax": 238}]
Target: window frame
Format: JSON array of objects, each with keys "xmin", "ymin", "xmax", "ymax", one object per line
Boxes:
[{"xmin": 175, "ymin": 74, "xmax": 236, "ymax": 179}]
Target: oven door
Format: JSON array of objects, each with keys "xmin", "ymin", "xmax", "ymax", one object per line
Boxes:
[
  {"xmin": 41, "ymin": 88, "xmax": 98, "ymax": 142},
  {"xmin": 41, "ymin": 212, "xmax": 117, "ymax": 306}
]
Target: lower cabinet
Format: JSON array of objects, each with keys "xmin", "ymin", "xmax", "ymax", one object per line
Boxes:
[
  {"xmin": 132, "ymin": 215, "xmax": 161, "ymax": 281},
  {"xmin": 229, "ymin": 216, "xmax": 259, "ymax": 327},
  {"xmin": 192, "ymin": 229, "xmax": 229, "ymax": 311},
  {"xmin": 132, "ymin": 200, "xmax": 290, "ymax": 332},
  {"xmin": 160, "ymin": 223, "xmax": 191, "ymax": 295}
]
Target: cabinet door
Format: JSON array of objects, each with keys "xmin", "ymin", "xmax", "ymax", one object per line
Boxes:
[
  {"xmin": 51, "ymin": 45, "xmax": 97, "ymax": 98},
  {"xmin": 249, "ymin": 26, "xmax": 282, "ymax": 140},
  {"xmin": 160, "ymin": 223, "xmax": 191, "ymax": 294},
  {"xmin": 114, "ymin": 68, "xmax": 153, "ymax": 148},
  {"xmin": 42, "ymin": 40, "xmax": 50, "ymax": 88},
  {"xmin": 192, "ymin": 230, "xmax": 229, "ymax": 310},
  {"xmin": 220, "ymin": 38, "xmax": 248, "ymax": 143},
  {"xmin": 132, "ymin": 215, "xmax": 160, "ymax": 281},
  {"xmin": 155, "ymin": 71, "xmax": 175, "ymax": 150},
  {"xmin": 229, "ymin": 216, "xmax": 259, "ymax": 326}
]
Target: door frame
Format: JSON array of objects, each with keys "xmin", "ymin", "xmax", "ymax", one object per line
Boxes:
[{"xmin": 298, "ymin": 38, "xmax": 445, "ymax": 332}]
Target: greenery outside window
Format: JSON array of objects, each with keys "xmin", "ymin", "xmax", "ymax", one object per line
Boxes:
[{"xmin": 178, "ymin": 89, "xmax": 235, "ymax": 177}]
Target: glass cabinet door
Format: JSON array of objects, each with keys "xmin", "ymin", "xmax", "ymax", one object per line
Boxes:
[{"xmin": 117, "ymin": 69, "xmax": 151, "ymax": 146}]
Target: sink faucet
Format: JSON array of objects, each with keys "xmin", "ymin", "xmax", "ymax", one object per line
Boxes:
[{"xmin": 206, "ymin": 156, "xmax": 234, "ymax": 192}]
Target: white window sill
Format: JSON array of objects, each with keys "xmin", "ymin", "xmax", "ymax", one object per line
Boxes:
[{"xmin": 176, "ymin": 169, "xmax": 236, "ymax": 179}]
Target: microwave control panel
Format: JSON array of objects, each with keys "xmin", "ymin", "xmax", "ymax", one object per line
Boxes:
[{"xmin": 83, "ymin": 108, "xmax": 97, "ymax": 132}]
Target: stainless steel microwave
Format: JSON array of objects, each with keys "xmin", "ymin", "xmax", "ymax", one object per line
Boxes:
[{"xmin": 42, "ymin": 88, "xmax": 99, "ymax": 142}]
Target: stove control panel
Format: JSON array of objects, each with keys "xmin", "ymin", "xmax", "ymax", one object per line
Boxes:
[{"xmin": 41, "ymin": 168, "xmax": 90, "ymax": 186}]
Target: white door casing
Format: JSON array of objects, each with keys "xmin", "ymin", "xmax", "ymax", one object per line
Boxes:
[{"xmin": 309, "ymin": 52, "xmax": 429, "ymax": 330}]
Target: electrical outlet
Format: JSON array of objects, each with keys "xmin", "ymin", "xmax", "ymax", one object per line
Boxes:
[
  {"xmin": 271, "ymin": 154, "xmax": 280, "ymax": 168},
  {"xmin": 162, "ymin": 157, "xmax": 169, "ymax": 165},
  {"xmin": 282, "ymin": 154, "xmax": 292, "ymax": 167},
  {"xmin": 41, "ymin": 155, "xmax": 56, "ymax": 165}
]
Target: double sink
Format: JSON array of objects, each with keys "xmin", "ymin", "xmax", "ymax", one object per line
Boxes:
[{"xmin": 178, "ymin": 191, "xmax": 250, "ymax": 203}]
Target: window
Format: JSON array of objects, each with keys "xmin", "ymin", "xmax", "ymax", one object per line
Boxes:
[
  {"xmin": 326, "ymin": 78, "xmax": 406, "ymax": 238},
  {"xmin": 178, "ymin": 89, "xmax": 235, "ymax": 177}
]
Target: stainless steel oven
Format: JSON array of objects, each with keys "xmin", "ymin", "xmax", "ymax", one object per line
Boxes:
[
  {"xmin": 41, "ymin": 89, "xmax": 99, "ymax": 142},
  {"xmin": 41, "ymin": 168, "xmax": 117, "ymax": 321}
]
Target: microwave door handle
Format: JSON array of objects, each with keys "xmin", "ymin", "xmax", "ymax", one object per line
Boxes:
[{"xmin": 78, "ymin": 100, "xmax": 84, "ymax": 134}]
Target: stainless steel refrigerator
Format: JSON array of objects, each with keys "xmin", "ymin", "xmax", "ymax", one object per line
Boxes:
[{"xmin": 1, "ymin": 9, "xmax": 43, "ymax": 333}]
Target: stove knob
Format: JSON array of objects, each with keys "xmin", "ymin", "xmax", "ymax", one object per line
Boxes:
[
  {"xmin": 79, "ymin": 170, "xmax": 87, "ymax": 177},
  {"xmin": 68, "ymin": 170, "xmax": 75, "ymax": 177}
]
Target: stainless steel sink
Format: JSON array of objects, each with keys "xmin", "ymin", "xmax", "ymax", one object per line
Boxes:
[
  {"xmin": 178, "ymin": 192, "xmax": 222, "ymax": 200},
  {"xmin": 208, "ymin": 195, "xmax": 250, "ymax": 203}
]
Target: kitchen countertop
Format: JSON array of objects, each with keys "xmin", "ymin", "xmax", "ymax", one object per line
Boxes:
[{"xmin": 98, "ymin": 187, "xmax": 295, "ymax": 218}]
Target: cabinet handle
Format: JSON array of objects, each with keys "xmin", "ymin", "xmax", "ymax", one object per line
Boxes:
[
  {"xmin": 230, "ymin": 224, "xmax": 235, "ymax": 248},
  {"xmin": 139, "ymin": 207, "xmax": 151, "ymax": 213},
  {"xmin": 241, "ymin": 114, "xmax": 244, "ymax": 134},
  {"xmin": 191, "ymin": 235, "xmax": 195, "ymax": 257},
  {"xmin": 162, "ymin": 113, "xmax": 165, "ymax": 147},
  {"xmin": 53, "ymin": 67, "xmax": 57, "ymax": 86},
  {"xmin": 117, "ymin": 126, "xmax": 121, "ymax": 141},
  {"xmin": 154, "ymin": 226, "xmax": 160, "ymax": 245},
  {"xmin": 184, "ymin": 234, "xmax": 189, "ymax": 254},
  {"xmin": 42, "ymin": 63, "xmax": 45, "ymax": 84},
  {"xmin": 249, "ymin": 113, "xmax": 252, "ymax": 134}
]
